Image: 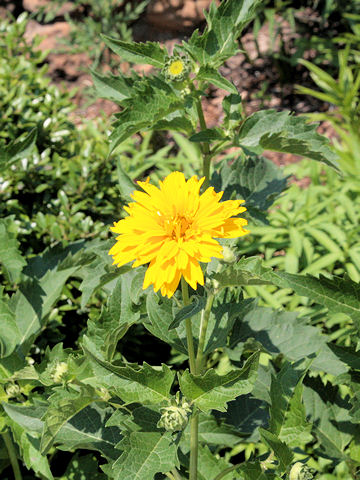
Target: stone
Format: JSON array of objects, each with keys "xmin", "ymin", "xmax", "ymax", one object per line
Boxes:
[
  {"xmin": 23, "ymin": 0, "xmax": 75, "ymax": 16},
  {"xmin": 24, "ymin": 20, "xmax": 71, "ymax": 51}
]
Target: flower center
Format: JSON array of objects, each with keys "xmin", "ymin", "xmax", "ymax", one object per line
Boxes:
[
  {"xmin": 163, "ymin": 215, "xmax": 191, "ymax": 240},
  {"xmin": 168, "ymin": 60, "xmax": 184, "ymax": 76}
]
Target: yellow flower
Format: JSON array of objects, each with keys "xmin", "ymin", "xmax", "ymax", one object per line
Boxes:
[{"xmin": 109, "ymin": 171, "xmax": 249, "ymax": 298}]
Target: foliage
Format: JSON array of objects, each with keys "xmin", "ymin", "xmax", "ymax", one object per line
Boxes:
[
  {"xmin": 35, "ymin": 0, "xmax": 149, "ymax": 69},
  {"xmin": 1, "ymin": 2, "xmax": 360, "ymax": 480}
]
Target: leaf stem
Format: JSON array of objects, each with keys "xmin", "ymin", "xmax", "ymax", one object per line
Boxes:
[
  {"xmin": 181, "ymin": 277, "xmax": 196, "ymax": 374},
  {"xmin": 171, "ymin": 468, "xmax": 183, "ymax": 480},
  {"xmin": 213, "ymin": 464, "xmax": 240, "ymax": 480},
  {"xmin": 189, "ymin": 411, "xmax": 199, "ymax": 480},
  {"xmin": 2, "ymin": 431, "xmax": 22, "ymax": 480},
  {"xmin": 196, "ymin": 98, "xmax": 211, "ymax": 190},
  {"xmin": 195, "ymin": 292, "xmax": 215, "ymax": 374}
]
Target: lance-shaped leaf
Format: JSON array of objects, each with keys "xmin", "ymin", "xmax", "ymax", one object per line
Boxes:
[
  {"xmin": 91, "ymin": 70, "xmax": 136, "ymax": 103},
  {"xmin": 179, "ymin": 351, "xmax": 259, "ymax": 412},
  {"xmin": 259, "ymin": 428, "xmax": 294, "ymax": 472},
  {"xmin": 0, "ymin": 289, "xmax": 21, "ymax": 358},
  {"xmin": 102, "ymin": 36, "xmax": 167, "ymax": 67},
  {"xmin": 0, "ymin": 128, "xmax": 37, "ymax": 172},
  {"xmin": 197, "ymin": 65, "xmax": 238, "ymax": 94},
  {"xmin": 83, "ymin": 336, "xmax": 175, "ymax": 404},
  {"xmin": 40, "ymin": 386, "xmax": 96, "ymax": 454},
  {"xmin": 0, "ymin": 220, "xmax": 26, "ymax": 284},
  {"xmin": 112, "ymin": 431, "xmax": 178, "ymax": 480},
  {"xmin": 236, "ymin": 110, "xmax": 339, "ymax": 170}
]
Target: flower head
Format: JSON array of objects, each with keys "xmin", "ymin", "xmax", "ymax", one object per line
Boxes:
[
  {"xmin": 109, "ymin": 171, "xmax": 249, "ymax": 298},
  {"xmin": 163, "ymin": 54, "xmax": 190, "ymax": 82}
]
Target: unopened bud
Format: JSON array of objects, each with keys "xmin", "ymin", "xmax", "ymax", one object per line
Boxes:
[
  {"xmin": 5, "ymin": 383, "xmax": 21, "ymax": 399},
  {"xmin": 51, "ymin": 361, "xmax": 69, "ymax": 384},
  {"xmin": 158, "ymin": 396, "xmax": 191, "ymax": 432},
  {"xmin": 221, "ymin": 246, "xmax": 236, "ymax": 263},
  {"xmin": 289, "ymin": 462, "xmax": 316, "ymax": 480}
]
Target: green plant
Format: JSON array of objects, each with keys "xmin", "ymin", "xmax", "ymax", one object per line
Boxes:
[
  {"xmin": 296, "ymin": 47, "xmax": 360, "ymax": 176},
  {"xmin": 36, "ymin": 0, "xmax": 149, "ymax": 69},
  {"xmin": 1, "ymin": 2, "xmax": 360, "ymax": 480}
]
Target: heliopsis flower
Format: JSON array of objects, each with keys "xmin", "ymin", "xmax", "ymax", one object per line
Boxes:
[
  {"xmin": 163, "ymin": 54, "xmax": 190, "ymax": 82},
  {"xmin": 109, "ymin": 171, "xmax": 249, "ymax": 298}
]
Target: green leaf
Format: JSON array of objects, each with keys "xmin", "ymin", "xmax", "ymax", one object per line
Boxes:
[
  {"xmin": 59, "ymin": 453, "xmax": 106, "ymax": 480},
  {"xmin": 179, "ymin": 351, "xmax": 259, "ymax": 412},
  {"xmin": 102, "ymin": 36, "xmax": 167, "ymax": 67},
  {"xmin": 239, "ymin": 461, "xmax": 277, "ymax": 480},
  {"xmin": 228, "ymin": 302, "xmax": 347, "ymax": 376},
  {"xmin": 91, "ymin": 70, "xmax": 135, "ymax": 103},
  {"xmin": 116, "ymin": 158, "xmax": 137, "ymax": 201},
  {"xmin": 184, "ymin": 0, "xmax": 262, "ymax": 67},
  {"xmin": 259, "ymin": 428, "xmax": 294, "ymax": 472},
  {"xmin": 112, "ymin": 431, "xmax": 178, "ymax": 480},
  {"xmin": 189, "ymin": 128, "xmax": 225, "ymax": 143},
  {"xmin": 0, "ymin": 128, "xmax": 37, "ymax": 172},
  {"xmin": 197, "ymin": 445, "xmax": 234, "ymax": 480},
  {"xmin": 6, "ymin": 417, "xmax": 54, "ymax": 480},
  {"xmin": 211, "ymin": 155, "xmax": 287, "ymax": 218},
  {"xmin": 303, "ymin": 379, "xmax": 356, "ymax": 460},
  {"xmin": 0, "ymin": 220, "xmax": 26, "ymax": 284},
  {"xmin": 268, "ymin": 361, "xmax": 313, "ymax": 447},
  {"xmin": 40, "ymin": 386, "xmax": 96, "ymax": 454},
  {"xmin": 213, "ymin": 256, "xmax": 274, "ymax": 288},
  {"xmin": 197, "ymin": 66, "xmax": 238, "ymax": 94},
  {"xmin": 109, "ymin": 75, "xmax": 183, "ymax": 151},
  {"xmin": 169, "ymin": 295, "xmax": 206, "ymax": 330},
  {"xmin": 236, "ymin": 110, "xmax": 339, "ymax": 170},
  {"xmin": 146, "ymin": 292, "xmax": 188, "ymax": 355},
  {"xmin": 0, "ymin": 289, "xmax": 21, "ymax": 358},
  {"xmin": 83, "ymin": 336, "xmax": 175, "ymax": 404},
  {"xmin": 223, "ymin": 94, "xmax": 244, "ymax": 131}
]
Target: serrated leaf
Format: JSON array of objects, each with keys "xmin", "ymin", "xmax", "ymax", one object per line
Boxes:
[
  {"xmin": 41, "ymin": 386, "xmax": 96, "ymax": 454},
  {"xmin": 197, "ymin": 65, "xmax": 238, "ymax": 93},
  {"xmin": 0, "ymin": 220, "xmax": 26, "ymax": 284},
  {"xmin": 197, "ymin": 445, "xmax": 234, "ymax": 480},
  {"xmin": 239, "ymin": 461, "xmax": 277, "ymax": 480},
  {"xmin": 211, "ymin": 155, "xmax": 287, "ymax": 218},
  {"xmin": 237, "ymin": 110, "xmax": 339, "ymax": 170},
  {"xmin": 59, "ymin": 454, "xmax": 106, "ymax": 480},
  {"xmin": 259, "ymin": 428, "xmax": 294, "ymax": 472},
  {"xmin": 223, "ymin": 93, "xmax": 244, "ymax": 130},
  {"xmin": 83, "ymin": 336, "xmax": 175, "ymax": 404},
  {"xmin": 179, "ymin": 351, "xmax": 259, "ymax": 412},
  {"xmin": 189, "ymin": 128, "xmax": 225, "ymax": 143},
  {"xmin": 91, "ymin": 70, "xmax": 135, "ymax": 103},
  {"xmin": 109, "ymin": 75, "xmax": 183, "ymax": 151},
  {"xmin": 112, "ymin": 431, "xmax": 178, "ymax": 480},
  {"xmin": 213, "ymin": 256, "xmax": 274, "ymax": 287},
  {"xmin": 116, "ymin": 158, "xmax": 137, "ymax": 201},
  {"xmin": 102, "ymin": 36, "xmax": 167, "ymax": 67}
]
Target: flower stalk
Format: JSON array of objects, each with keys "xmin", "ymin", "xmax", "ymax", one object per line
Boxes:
[{"xmin": 2, "ymin": 431, "xmax": 22, "ymax": 480}]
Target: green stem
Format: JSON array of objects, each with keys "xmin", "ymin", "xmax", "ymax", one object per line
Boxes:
[
  {"xmin": 213, "ymin": 464, "xmax": 240, "ymax": 480},
  {"xmin": 189, "ymin": 411, "xmax": 199, "ymax": 480},
  {"xmin": 171, "ymin": 468, "xmax": 183, "ymax": 480},
  {"xmin": 2, "ymin": 431, "xmax": 22, "ymax": 480},
  {"xmin": 181, "ymin": 278, "xmax": 196, "ymax": 374},
  {"xmin": 195, "ymin": 293, "xmax": 215, "ymax": 374},
  {"xmin": 196, "ymin": 98, "xmax": 211, "ymax": 190}
]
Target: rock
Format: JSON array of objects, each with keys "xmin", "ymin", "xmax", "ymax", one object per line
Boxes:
[
  {"xmin": 146, "ymin": 0, "xmax": 213, "ymax": 31},
  {"xmin": 23, "ymin": 0, "xmax": 75, "ymax": 16}
]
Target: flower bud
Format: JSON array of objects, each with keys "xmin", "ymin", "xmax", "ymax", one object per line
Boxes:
[
  {"xmin": 289, "ymin": 462, "xmax": 316, "ymax": 480},
  {"xmin": 5, "ymin": 383, "xmax": 21, "ymax": 399},
  {"xmin": 158, "ymin": 396, "xmax": 191, "ymax": 432},
  {"xmin": 221, "ymin": 246, "xmax": 236, "ymax": 263},
  {"xmin": 50, "ymin": 361, "xmax": 69, "ymax": 384}
]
